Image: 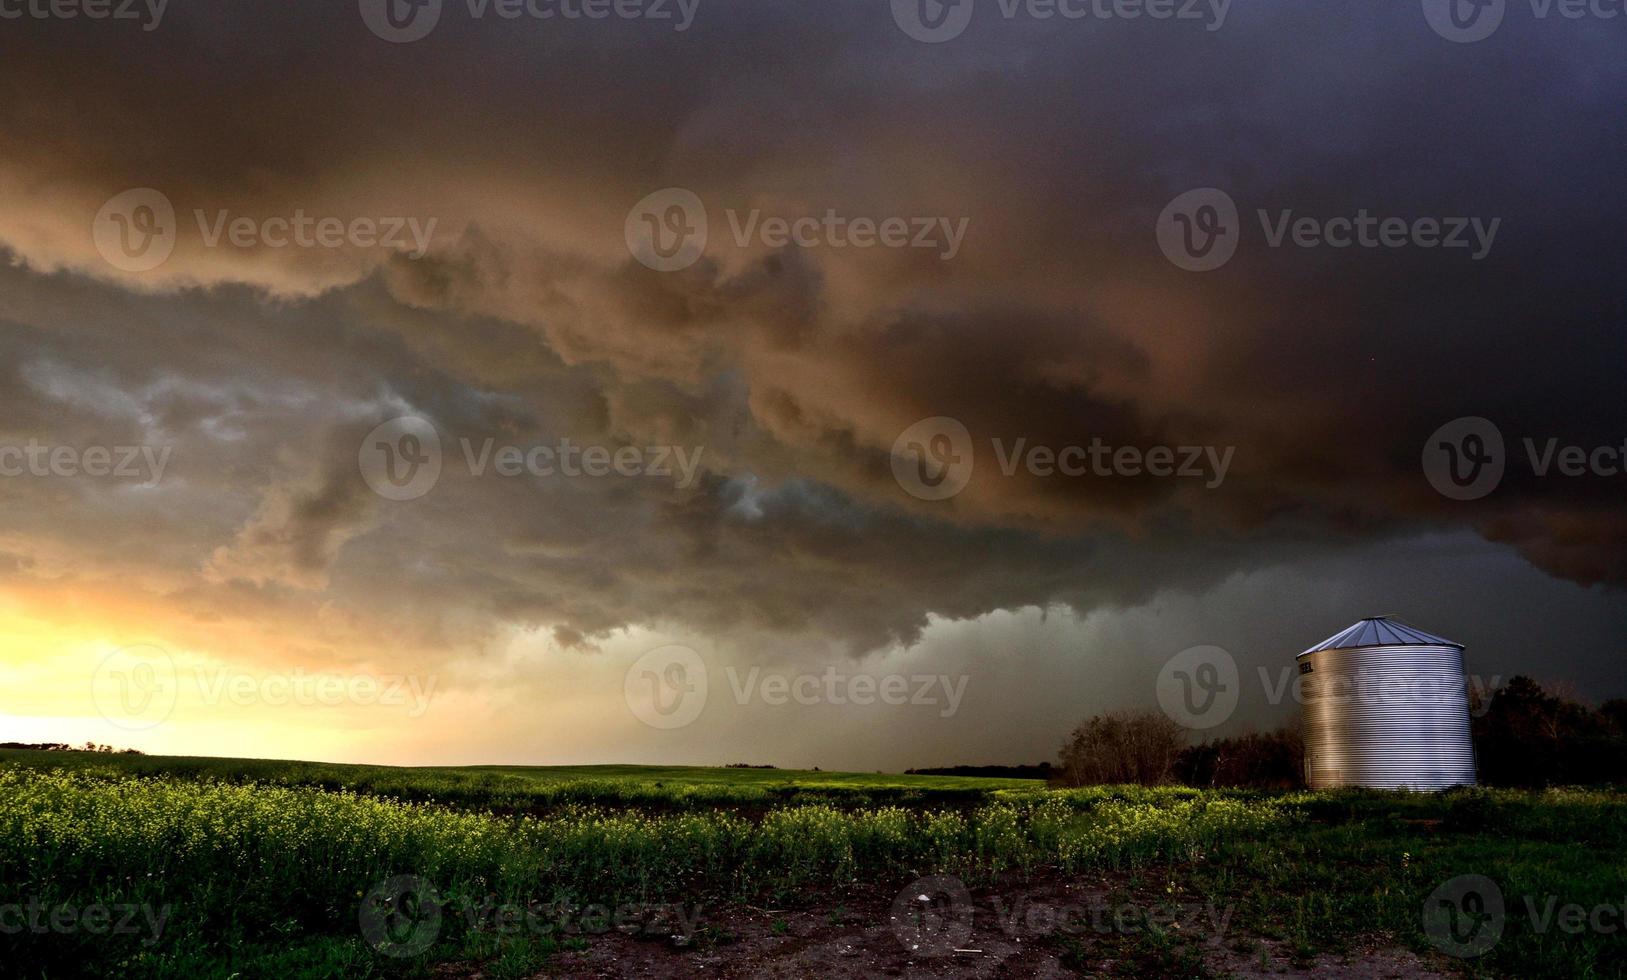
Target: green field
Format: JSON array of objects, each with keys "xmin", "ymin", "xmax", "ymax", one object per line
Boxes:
[
  {"xmin": 0, "ymin": 750, "xmax": 1036, "ymax": 796},
  {"xmin": 2, "ymin": 750, "xmax": 1623, "ymax": 978}
]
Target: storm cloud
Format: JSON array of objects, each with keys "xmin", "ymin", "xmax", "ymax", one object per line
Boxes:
[{"xmin": 0, "ymin": 1, "xmax": 1621, "ymax": 766}]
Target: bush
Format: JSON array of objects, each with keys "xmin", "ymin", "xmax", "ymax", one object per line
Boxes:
[
  {"xmin": 1053, "ymin": 711, "xmax": 1186, "ymax": 787},
  {"xmin": 1176, "ymin": 726, "xmax": 1305, "ymax": 789},
  {"xmin": 1474, "ymin": 676, "xmax": 1627, "ymax": 786}
]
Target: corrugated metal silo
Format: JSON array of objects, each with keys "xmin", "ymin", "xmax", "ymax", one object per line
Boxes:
[{"xmin": 1298, "ymin": 617, "xmax": 1477, "ymax": 791}]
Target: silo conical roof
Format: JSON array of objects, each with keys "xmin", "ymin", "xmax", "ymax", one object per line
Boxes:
[{"xmin": 1298, "ymin": 616, "xmax": 1464, "ymax": 656}]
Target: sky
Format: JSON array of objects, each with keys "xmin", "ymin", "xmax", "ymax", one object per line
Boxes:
[{"xmin": 0, "ymin": 1, "xmax": 1623, "ymax": 770}]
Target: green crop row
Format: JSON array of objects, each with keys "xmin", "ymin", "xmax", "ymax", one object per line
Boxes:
[{"xmin": 0, "ymin": 767, "xmax": 1286, "ymax": 977}]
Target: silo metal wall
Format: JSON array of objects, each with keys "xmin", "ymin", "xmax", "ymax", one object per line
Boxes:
[{"xmin": 1298, "ymin": 644, "xmax": 1477, "ymax": 791}]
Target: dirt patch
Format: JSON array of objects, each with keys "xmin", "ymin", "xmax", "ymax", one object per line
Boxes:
[
  {"xmin": 1209, "ymin": 937, "xmax": 1451, "ymax": 979},
  {"xmin": 431, "ymin": 873, "xmax": 1452, "ymax": 979}
]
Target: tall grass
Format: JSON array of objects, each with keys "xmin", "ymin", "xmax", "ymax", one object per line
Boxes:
[{"xmin": 0, "ymin": 767, "xmax": 1290, "ymax": 977}]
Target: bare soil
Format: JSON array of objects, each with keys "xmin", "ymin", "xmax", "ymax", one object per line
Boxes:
[{"xmin": 435, "ymin": 872, "xmax": 1454, "ymax": 979}]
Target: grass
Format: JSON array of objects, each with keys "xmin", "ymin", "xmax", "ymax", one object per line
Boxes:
[
  {"xmin": 0, "ymin": 749, "xmax": 1038, "ymax": 813},
  {"xmin": 1185, "ymin": 788, "xmax": 1627, "ymax": 978},
  {"xmin": 1, "ymin": 750, "xmax": 1623, "ymax": 978}
]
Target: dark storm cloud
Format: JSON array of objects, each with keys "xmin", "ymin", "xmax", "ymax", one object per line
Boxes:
[{"xmin": 0, "ymin": 0, "xmax": 1622, "ymax": 679}]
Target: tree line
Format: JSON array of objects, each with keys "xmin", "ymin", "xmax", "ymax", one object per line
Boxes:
[{"xmin": 1051, "ymin": 676, "xmax": 1627, "ymax": 788}]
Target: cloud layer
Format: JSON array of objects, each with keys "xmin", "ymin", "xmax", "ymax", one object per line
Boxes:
[{"xmin": 0, "ymin": 1, "xmax": 1622, "ymax": 764}]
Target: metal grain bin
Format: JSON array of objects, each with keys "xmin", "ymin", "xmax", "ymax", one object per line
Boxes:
[{"xmin": 1298, "ymin": 617, "xmax": 1477, "ymax": 791}]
